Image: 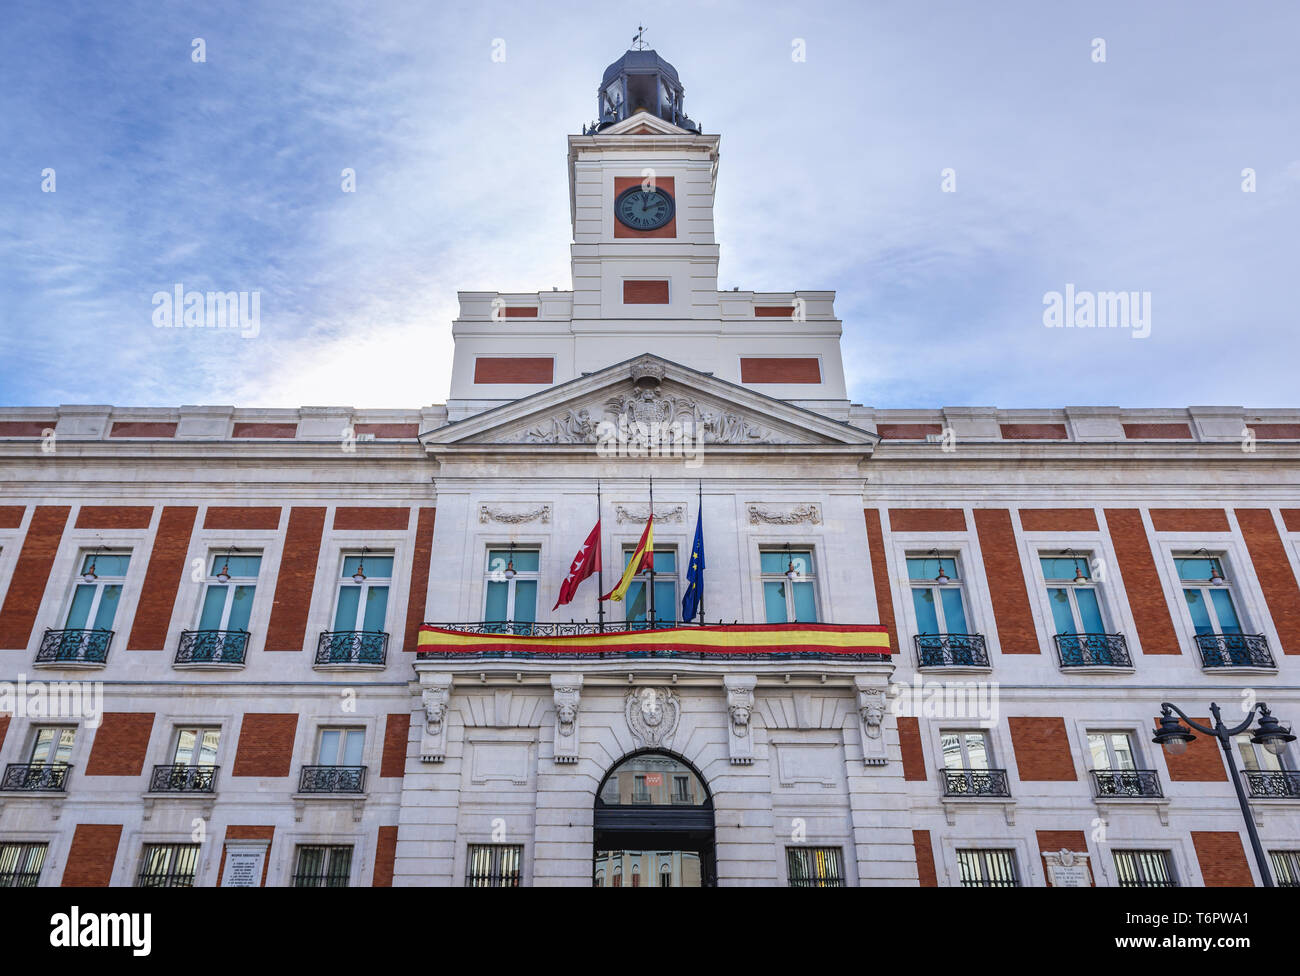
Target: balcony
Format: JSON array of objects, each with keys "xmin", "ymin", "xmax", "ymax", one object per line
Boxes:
[
  {"xmin": 915, "ymin": 633, "xmax": 989, "ymax": 668},
  {"xmin": 1243, "ymin": 770, "xmax": 1300, "ymax": 798},
  {"xmin": 298, "ymin": 765, "xmax": 366, "ymax": 794},
  {"xmin": 417, "ymin": 621, "xmax": 893, "ymax": 662},
  {"xmin": 1, "ymin": 763, "xmax": 70, "ymax": 792},
  {"xmin": 942, "ymin": 769, "xmax": 1011, "ymax": 797},
  {"xmin": 1091, "ymin": 769, "xmax": 1163, "ymax": 798},
  {"xmin": 316, "ymin": 631, "xmax": 388, "ymax": 667},
  {"xmin": 149, "ymin": 764, "xmax": 218, "ymax": 793},
  {"xmin": 1054, "ymin": 633, "xmax": 1132, "ymax": 668},
  {"xmin": 175, "ymin": 630, "xmax": 249, "ymax": 666},
  {"xmin": 1195, "ymin": 633, "xmax": 1274, "ymax": 669},
  {"xmin": 35, "ymin": 629, "xmax": 112, "ymax": 666}
]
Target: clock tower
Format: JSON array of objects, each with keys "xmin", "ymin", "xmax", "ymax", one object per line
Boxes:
[{"xmin": 446, "ymin": 46, "xmax": 849, "ymax": 419}]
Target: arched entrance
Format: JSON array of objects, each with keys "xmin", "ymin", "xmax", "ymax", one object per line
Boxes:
[{"xmin": 593, "ymin": 750, "xmax": 716, "ymax": 887}]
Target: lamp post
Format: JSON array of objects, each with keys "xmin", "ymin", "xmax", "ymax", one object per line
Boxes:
[{"xmin": 1152, "ymin": 700, "xmax": 1295, "ymax": 887}]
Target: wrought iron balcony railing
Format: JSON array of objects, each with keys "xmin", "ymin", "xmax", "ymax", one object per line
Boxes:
[
  {"xmin": 35, "ymin": 628, "xmax": 112, "ymax": 665},
  {"xmin": 175, "ymin": 629, "xmax": 249, "ymax": 666},
  {"xmin": 417, "ymin": 621, "xmax": 892, "ymax": 662},
  {"xmin": 1091, "ymin": 769, "xmax": 1163, "ymax": 798},
  {"xmin": 942, "ymin": 769, "xmax": 1011, "ymax": 797},
  {"xmin": 1, "ymin": 763, "xmax": 70, "ymax": 792},
  {"xmin": 915, "ymin": 633, "xmax": 989, "ymax": 667},
  {"xmin": 149, "ymin": 764, "xmax": 218, "ymax": 793},
  {"xmin": 1243, "ymin": 769, "xmax": 1300, "ymax": 798},
  {"xmin": 1054, "ymin": 633, "xmax": 1132, "ymax": 668},
  {"xmin": 316, "ymin": 631, "xmax": 388, "ymax": 666},
  {"xmin": 298, "ymin": 765, "xmax": 366, "ymax": 794},
  {"xmin": 1195, "ymin": 633, "xmax": 1274, "ymax": 668}
]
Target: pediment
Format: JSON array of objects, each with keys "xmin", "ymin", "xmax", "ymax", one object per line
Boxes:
[
  {"xmin": 597, "ymin": 111, "xmax": 691, "ymax": 137},
  {"xmin": 426, "ymin": 355, "xmax": 875, "ymax": 450}
]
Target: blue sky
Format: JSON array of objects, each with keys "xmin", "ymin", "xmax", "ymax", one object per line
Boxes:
[{"xmin": 1, "ymin": 0, "xmax": 1297, "ymax": 410}]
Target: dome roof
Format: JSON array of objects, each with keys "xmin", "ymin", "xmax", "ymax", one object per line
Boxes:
[{"xmin": 601, "ymin": 49, "xmax": 682, "ymax": 89}]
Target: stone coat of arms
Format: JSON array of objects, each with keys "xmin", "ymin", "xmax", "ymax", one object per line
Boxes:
[{"xmin": 625, "ymin": 687, "xmax": 680, "ymax": 748}]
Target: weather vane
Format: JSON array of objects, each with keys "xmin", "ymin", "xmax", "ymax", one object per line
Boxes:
[{"xmin": 633, "ymin": 25, "xmax": 647, "ymax": 51}]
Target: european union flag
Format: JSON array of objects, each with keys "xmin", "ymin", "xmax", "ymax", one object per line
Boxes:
[{"xmin": 681, "ymin": 507, "xmax": 705, "ymax": 622}]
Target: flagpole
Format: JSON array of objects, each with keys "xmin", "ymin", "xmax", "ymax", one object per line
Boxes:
[
  {"xmin": 697, "ymin": 478, "xmax": 704, "ymax": 624},
  {"xmin": 647, "ymin": 476, "xmax": 656, "ymax": 624},
  {"xmin": 596, "ymin": 480, "xmax": 605, "ymax": 632}
]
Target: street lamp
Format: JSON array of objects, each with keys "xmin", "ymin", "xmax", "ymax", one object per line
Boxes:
[{"xmin": 1152, "ymin": 700, "xmax": 1295, "ymax": 886}]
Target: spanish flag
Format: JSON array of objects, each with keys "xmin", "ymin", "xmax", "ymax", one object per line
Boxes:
[{"xmin": 601, "ymin": 516, "xmax": 653, "ymax": 602}]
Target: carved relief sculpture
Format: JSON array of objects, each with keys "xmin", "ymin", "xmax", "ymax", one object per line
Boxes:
[
  {"xmin": 419, "ymin": 674, "xmax": 454, "ymax": 763},
  {"xmin": 625, "ymin": 687, "xmax": 680, "ymax": 748},
  {"xmin": 551, "ymin": 674, "xmax": 583, "ymax": 764},
  {"xmin": 724, "ymin": 675, "xmax": 758, "ymax": 765}
]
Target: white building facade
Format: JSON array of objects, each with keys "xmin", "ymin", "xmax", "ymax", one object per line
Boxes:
[{"xmin": 0, "ymin": 48, "xmax": 1298, "ymax": 888}]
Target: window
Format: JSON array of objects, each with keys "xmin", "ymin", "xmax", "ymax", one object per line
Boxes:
[
  {"xmin": 29, "ymin": 727, "xmax": 75, "ymax": 765},
  {"xmin": 317, "ymin": 728, "xmax": 364, "ymax": 766},
  {"xmin": 659, "ymin": 857, "xmax": 672, "ymax": 887},
  {"xmin": 466, "ymin": 844, "xmax": 522, "ymax": 887},
  {"xmin": 598, "ymin": 754, "xmax": 707, "ymax": 806},
  {"xmin": 908, "ymin": 554, "xmax": 969, "ymax": 635},
  {"xmin": 1271, "ymin": 851, "xmax": 1300, "ymax": 887},
  {"xmin": 625, "ymin": 547, "xmax": 676, "ymax": 626},
  {"xmin": 334, "ymin": 552, "xmax": 393, "ymax": 634},
  {"xmin": 761, "ymin": 549, "xmax": 817, "ymax": 623},
  {"xmin": 196, "ymin": 551, "xmax": 261, "ymax": 632},
  {"xmin": 0, "ymin": 843, "xmax": 47, "ymax": 887},
  {"xmin": 942, "ymin": 730, "xmax": 991, "ymax": 771},
  {"xmin": 174, "ymin": 728, "xmax": 220, "ymax": 766},
  {"xmin": 1177, "ymin": 554, "xmax": 1241, "ymax": 636},
  {"xmin": 957, "ymin": 849, "xmax": 1019, "ymax": 887},
  {"xmin": 136, "ymin": 843, "xmax": 200, "ymax": 887},
  {"xmin": 1088, "ymin": 732, "xmax": 1137, "ymax": 771},
  {"xmin": 293, "ymin": 845, "xmax": 352, "ymax": 887},
  {"xmin": 672, "ymin": 774, "xmax": 691, "ymax": 804},
  {"xmin": 1235, "ymin": 732, "xmax": 1289, "ymax": 771},
  {"xmin": 787, "ymin": 847, "xmax": 846, "ymax": 887},
  {"xmin": 484, "ymin": 547, "xmax": 538, "ymax": 630},
  {"xmin": 941, "ymin": 731, "xmax": 1009, "ymax": 796},
  {"xmin": 1041, "ymin": 553, "xmax": 1106, "ymax": 635},
  {"xmin": 1113, "ymin": 850, "xmax": 1176, "ymax": 887},
  {"xmin": 64, "ymin": 551, "xmax": 131, "ymax": 631}
]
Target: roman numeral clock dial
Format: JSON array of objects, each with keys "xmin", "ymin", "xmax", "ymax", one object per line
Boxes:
[{"xmin": 615, "ymin": 185, "xmax": 674, "ymax": 231}]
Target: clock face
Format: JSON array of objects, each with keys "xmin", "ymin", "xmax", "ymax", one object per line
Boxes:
[{"xmin": 615, "ymin": 185, "xmax": 675, "ymax": 231}]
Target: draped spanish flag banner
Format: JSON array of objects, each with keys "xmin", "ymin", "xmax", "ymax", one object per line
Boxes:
[{"xmin": 416, "ymin": 622, "xmax": 892, "ymax": 656}]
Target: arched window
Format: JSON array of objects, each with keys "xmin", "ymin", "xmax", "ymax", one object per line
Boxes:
[{"xmin": 596, "ymin": 752, "xmax": 710, "ymax": 807}]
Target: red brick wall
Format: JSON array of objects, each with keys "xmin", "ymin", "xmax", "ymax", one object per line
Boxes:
[
  {"xmin": 108, "ymin": 421, "xmax": 177, "ymax": 438},
  {"xmin": 1123, "ymin": 423, "xmax": 1192, "ymax": 439},
  {"xmin": 1105, "ymin": 509, "xmax": 1181, "ymax": 654},
  {"xmin": 355, "ymin": 423, "xmax": 420, "ymax": 438},
  {"xmin": 1037, "ymin": 829, "xmax": 1093, "ymax": 886},
  {"xmin": 1157, "ymin": 716, "xmax": 1226, "ymax": 781},
  {"xmin": 332, "ymin": 507, "xmax": 410, "ymax": 531},
  {"xmin": 1149, "ymin": 508, "xmax": 1230, "ymax": 533},
  {"xmin": 876, "ymin": 424, "xmax": 942, "ymax": 440},
  {"xmin": 203, "ymin": 506, "xmax": 282, "ymax": 530},
  {"xmin": 473, "ymin": 357, "xmax": 554, "ymax": 384},
  {"xmin": 889, "ymin": 508, "xmax": 966, "ymax": 532},
  {"xmin": 739, "ymin": 358, "xmax": 821, "ymax": 383},
  {"xmin": 1252, "ymin": 424, "xmax": 1300, "ymax": 439},
  {"xmin": 126, "ymin": 506, "xmax": 198, "ymax": 650},
  {"xmin": 233, "ymin": 422, "xmax": 298, "ymax": 438},
  {"xmin": 863, "ymin": 510, "xmax": 897, "ymax": 652},
  {"xmin": 613, "ymin": 176, "xmax": 676, "ymax": 238},
  {"xmin": 373, "ymin": 826, "xmax": 399, "ymax": 886},
  {"xmin": 1008, "ymin": 717, "xmax": 1077, "ymax": 780},
  {"xmin": 1000, "ymin": 423, "xmax": 1068, "ymax": 440},
  {"xmin": 1283, "ymin": 510, "xmax": 1300, "ymax": 532},
  {"xmin": 404, "ymin": 508, "xmax": 437, "ymax": 652},
  {"xmin": 897, "ymin": 716, "xmax": 927, "ymax": 781},
  {"xmin": 501, "ymin": 307, "xmax": 538, "ymax": 317},
  {"xmin": 264, "ymin": 507, "xmax": 326, "ymax": 651},
  {"xmin": 75, "ymin": 506, "xmax": 154, "ymax": 529},
  {"xmin": 753, "ymin": 306, "xmax": 796, "ymax": 317},
  {"xmin": 0, "ymin": 506, "xmax": 24, "ymax": 528},
  {"xmin": 1192, "ymin": 831, "xmax": 1254, "ymax": 886},
  {"xmin": 1018, "ymin": 508, "xmax": 1098, "ymax": 532},
  {"xmin": 623, "ymin": 280, "xmax": 671, "ymax": 304},
  {"xmin": 217, "ymin": 825, "xmax": 274, "ymax": 887},
  {"xmin": 0, "ymin": 421, "xmax": 52, "ymax": 436},
  {"xmin": 61, "ymin": 825, "xmax": 123, "ymax": 886},
  {"xmin": 0, "ymin": 506, "xmax": 70, "ymax": 649},
  {"xmin": 1235, "ymin": 509, "xmax": 1300, "ymax": 653},
  {"xmin": 974, "ymin": 509, "xmax": 1038, "ymax": 653},
  {"xmin": 0, "ymin": 714, "xmax": 10, "ymax": 754},
  {"xmin": 232, "ymin": 713, "xmax": 298, "ymax": 777},
  {"xmin": 85, "ymin": 713, "xmax": 155, "ymax": 776},
  {"xmin": 913, "ymin": 829, "xmax": 938, "ymax": 887},
  {"xmin": 381, "ymin": 713, "xmax": 410, "ymax": 777}
]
